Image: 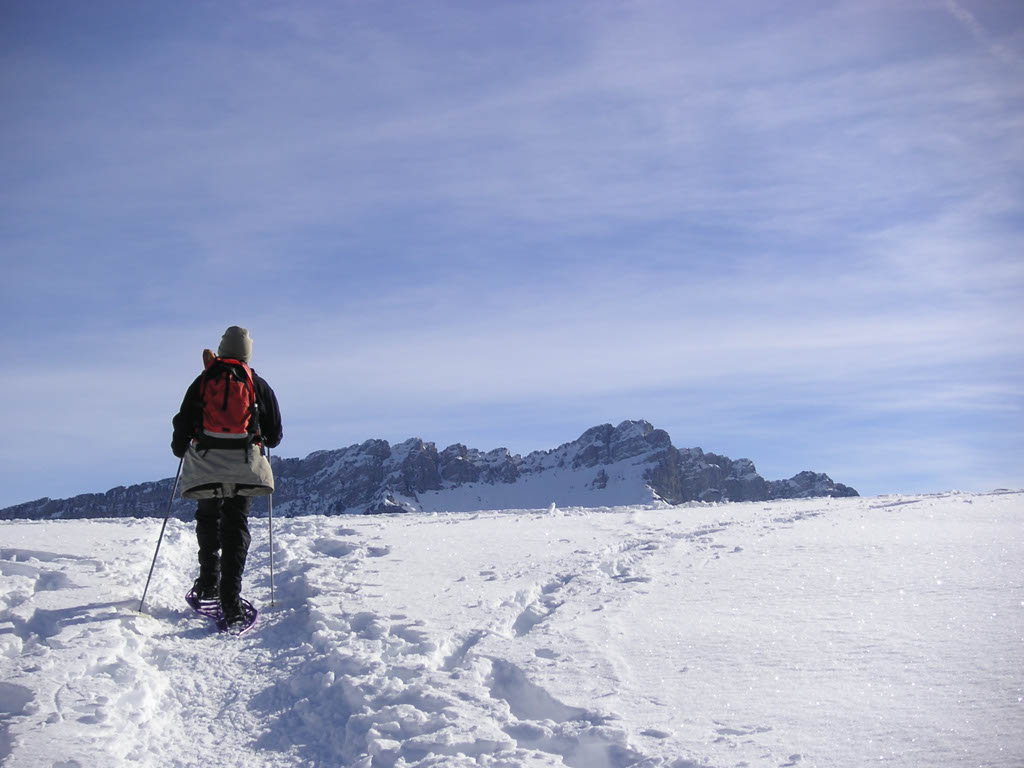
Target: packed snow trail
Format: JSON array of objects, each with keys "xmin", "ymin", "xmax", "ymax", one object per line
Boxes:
[{"xmin": 1, "ymin": 492, "xmax": 1021, "ymax": 767}]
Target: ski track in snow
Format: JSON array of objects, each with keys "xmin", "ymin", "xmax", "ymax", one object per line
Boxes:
[{"xmin": 1, "ymin": 492, "xmax": 1022, "ymax": 767}]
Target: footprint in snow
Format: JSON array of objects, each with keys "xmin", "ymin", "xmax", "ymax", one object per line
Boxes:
[
  {"xmin": 313, "ymin": 540, "xmax": 358, "ymax": 558},
  {"xmin": 640, "ymin": 728, "xmax": 671, "ymax": 739}
]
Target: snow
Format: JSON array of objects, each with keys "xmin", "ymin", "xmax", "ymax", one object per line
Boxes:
[
  {"xmin": 1, "ymin": 491, "xmax": 1021, "ymax": 767},
  {"xmin": 415, "ymin": 458, "xmax": 659, "ymax": 514}
]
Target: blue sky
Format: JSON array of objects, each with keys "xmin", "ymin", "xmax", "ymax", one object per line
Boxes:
[{"xmin": 1, "ymin": 0, "xmax": 1022, "ymax": 507}]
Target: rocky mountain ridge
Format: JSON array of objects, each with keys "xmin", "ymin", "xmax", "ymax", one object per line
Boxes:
[{"xmin": 0, "ymin": 420, "xmax": 857, "ymax": 520}]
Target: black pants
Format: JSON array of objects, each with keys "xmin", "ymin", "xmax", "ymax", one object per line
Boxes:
[{"xmin": 195, "ymin": 496, "xmax": 251, "ymax": 607}]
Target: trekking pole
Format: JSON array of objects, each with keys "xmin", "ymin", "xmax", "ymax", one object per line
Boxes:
[
  {"xmin": 139, "ymin": 455, "xmax": 184, "ymax": 614},
  {"xmin": 267, "ymin": 446, "xmax": 275, "ymax": 607}
]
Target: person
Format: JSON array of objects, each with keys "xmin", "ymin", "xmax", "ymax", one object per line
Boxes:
[{"xmin": 171, "ymin": 326, "xmax": 283, "ymax": 628}]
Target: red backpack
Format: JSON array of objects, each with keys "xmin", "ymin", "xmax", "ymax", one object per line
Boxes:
[{"xmin": 199, "ymin": 358, "xmax": 257, "ymax": 439}]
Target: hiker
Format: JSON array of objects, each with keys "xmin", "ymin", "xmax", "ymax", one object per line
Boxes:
[{"xmin": 171, "ymin": 326, "xmax": 283, "ymax": 629}]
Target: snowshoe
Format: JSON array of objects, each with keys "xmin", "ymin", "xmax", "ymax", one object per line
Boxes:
[
  {"xmin": 186, "ymin": 581, "xmax": 223, "ymax": 621},
  {"xmin": 186, "ymin": 588, "xmax": 258, "ymax": 635},
  {"xmin": 216, "ymin": 599, "xmax": 258, "ymax": 635}
]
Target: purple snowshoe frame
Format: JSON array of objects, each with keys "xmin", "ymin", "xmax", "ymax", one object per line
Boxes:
[{"xmin": 185, "ymin": 587, "xmax": 258, "ymax": 635}]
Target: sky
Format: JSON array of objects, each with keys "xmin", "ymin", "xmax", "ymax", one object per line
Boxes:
[{"xmin": 1, "ymin": 0, "xmax": 1022, "ymax": 508}]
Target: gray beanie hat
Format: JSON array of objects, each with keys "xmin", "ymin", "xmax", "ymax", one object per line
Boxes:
[{"xmin": 218, "ymin": 326, "xmax": 253, "ymax": 363}]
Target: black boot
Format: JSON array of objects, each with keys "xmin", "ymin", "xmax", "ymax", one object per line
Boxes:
[
  {"xmin": 222, "ymin": 597, "xmax": 244, "ymax": 625},
  {"xmin": 192, "ymin": 567, "xmax": 220, "ymax": 600}
]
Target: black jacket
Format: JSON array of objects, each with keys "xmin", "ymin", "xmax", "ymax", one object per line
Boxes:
[{"xmin": 172, "ymin": 367, "xmax": 283, "ymax": 458}]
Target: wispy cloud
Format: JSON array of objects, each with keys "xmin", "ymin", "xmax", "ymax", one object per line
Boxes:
[{"xmin": 945, "ymin": 0, "xmax": 1024, "ymax": 68}]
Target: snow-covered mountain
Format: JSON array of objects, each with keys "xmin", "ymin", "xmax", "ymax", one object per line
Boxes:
[{"xmin": 0, "ymin": 420, "xmax": 857, "ymax": 520}]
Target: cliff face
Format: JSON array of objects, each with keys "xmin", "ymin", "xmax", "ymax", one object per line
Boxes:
[
  {"xmin": 651, "ymin": 446, "xmax": 856, "ymax": 504},
  {"xmin": 0, "ymin": 420, "xmax": 857, "ymax": 520}
]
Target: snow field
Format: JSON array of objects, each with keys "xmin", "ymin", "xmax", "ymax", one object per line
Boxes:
[{"xmin": 0, "ymin": 491, "xmax": 1021, "ymax": 767}]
